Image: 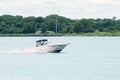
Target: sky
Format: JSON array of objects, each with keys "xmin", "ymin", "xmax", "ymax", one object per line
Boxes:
[{"xmin": 0, "ymin": 0, "xmax": 120, "ymax": 19}]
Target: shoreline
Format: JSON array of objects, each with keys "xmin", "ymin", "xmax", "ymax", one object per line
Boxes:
[{"xmin": 0, "ymin": 32, "xmax": 120, "ymax": 37}]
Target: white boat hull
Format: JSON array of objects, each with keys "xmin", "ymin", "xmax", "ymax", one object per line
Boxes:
[
  {"xmin": 28, "ymin": 43, "xmax": 68, "ymax": 53},
  {"xmin": 47, "ymin": 44, "xmax": 67, "ymax": 53}
]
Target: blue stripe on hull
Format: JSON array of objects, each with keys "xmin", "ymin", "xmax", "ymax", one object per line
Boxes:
[{"xmin": 49, "ymin": 50, "xmax": 62, "ymax": 53}]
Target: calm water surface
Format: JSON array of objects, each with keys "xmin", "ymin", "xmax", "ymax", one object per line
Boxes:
[{"xmin": 0, "ymin": 36, "xmax": 120, "ymax": 80}]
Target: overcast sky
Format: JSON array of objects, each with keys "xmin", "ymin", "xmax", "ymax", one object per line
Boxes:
[{"xmin": 0, "ymin": 0, "xmax": 120, "ymax": 19}]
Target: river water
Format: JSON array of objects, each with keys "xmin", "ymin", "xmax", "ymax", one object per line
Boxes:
[{"xmin": 0, "ymin": 36, "xmax": 120, "ymax": 80}]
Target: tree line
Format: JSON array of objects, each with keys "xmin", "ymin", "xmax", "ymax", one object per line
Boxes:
[{"xmin": 0, "ymin": 15, "xmax": 120, "ymax": 34}]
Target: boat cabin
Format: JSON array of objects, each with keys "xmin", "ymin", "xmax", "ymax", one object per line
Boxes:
[{"xmin": 36, "ymin": 39, "xmax": 48, "ymax": 47}]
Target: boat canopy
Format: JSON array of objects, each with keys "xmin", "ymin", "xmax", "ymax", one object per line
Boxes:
[
  {"xmin": 36, "ymin": 39, "xmax": 48, "ymax": 42},
  {"xmin": 36, "ymin": 39, "xmax": 48, "ymax": 47}
]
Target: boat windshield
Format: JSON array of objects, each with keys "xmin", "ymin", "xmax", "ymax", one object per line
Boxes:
[{"xmin": 36, "ymin": 39, "xmax": 48, "ymax": 47}]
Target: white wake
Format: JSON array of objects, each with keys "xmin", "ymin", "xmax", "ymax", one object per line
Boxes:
[{"xmin": 0, "ymin": 47, "xmax": 48, "ymax": 54}]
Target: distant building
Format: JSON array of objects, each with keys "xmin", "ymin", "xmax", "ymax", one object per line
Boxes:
[
  {"xmin": 46, "ymin": 31, "xmax": 55, "ymax": 35},
  {"xmin": 35, "ymin": 31, "xmax": 42, "ymax": 35}
]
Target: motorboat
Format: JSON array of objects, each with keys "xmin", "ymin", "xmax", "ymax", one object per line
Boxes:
[{"xmin": 35, "ymin": 39, "xmax": 68, "ymax": 53}]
